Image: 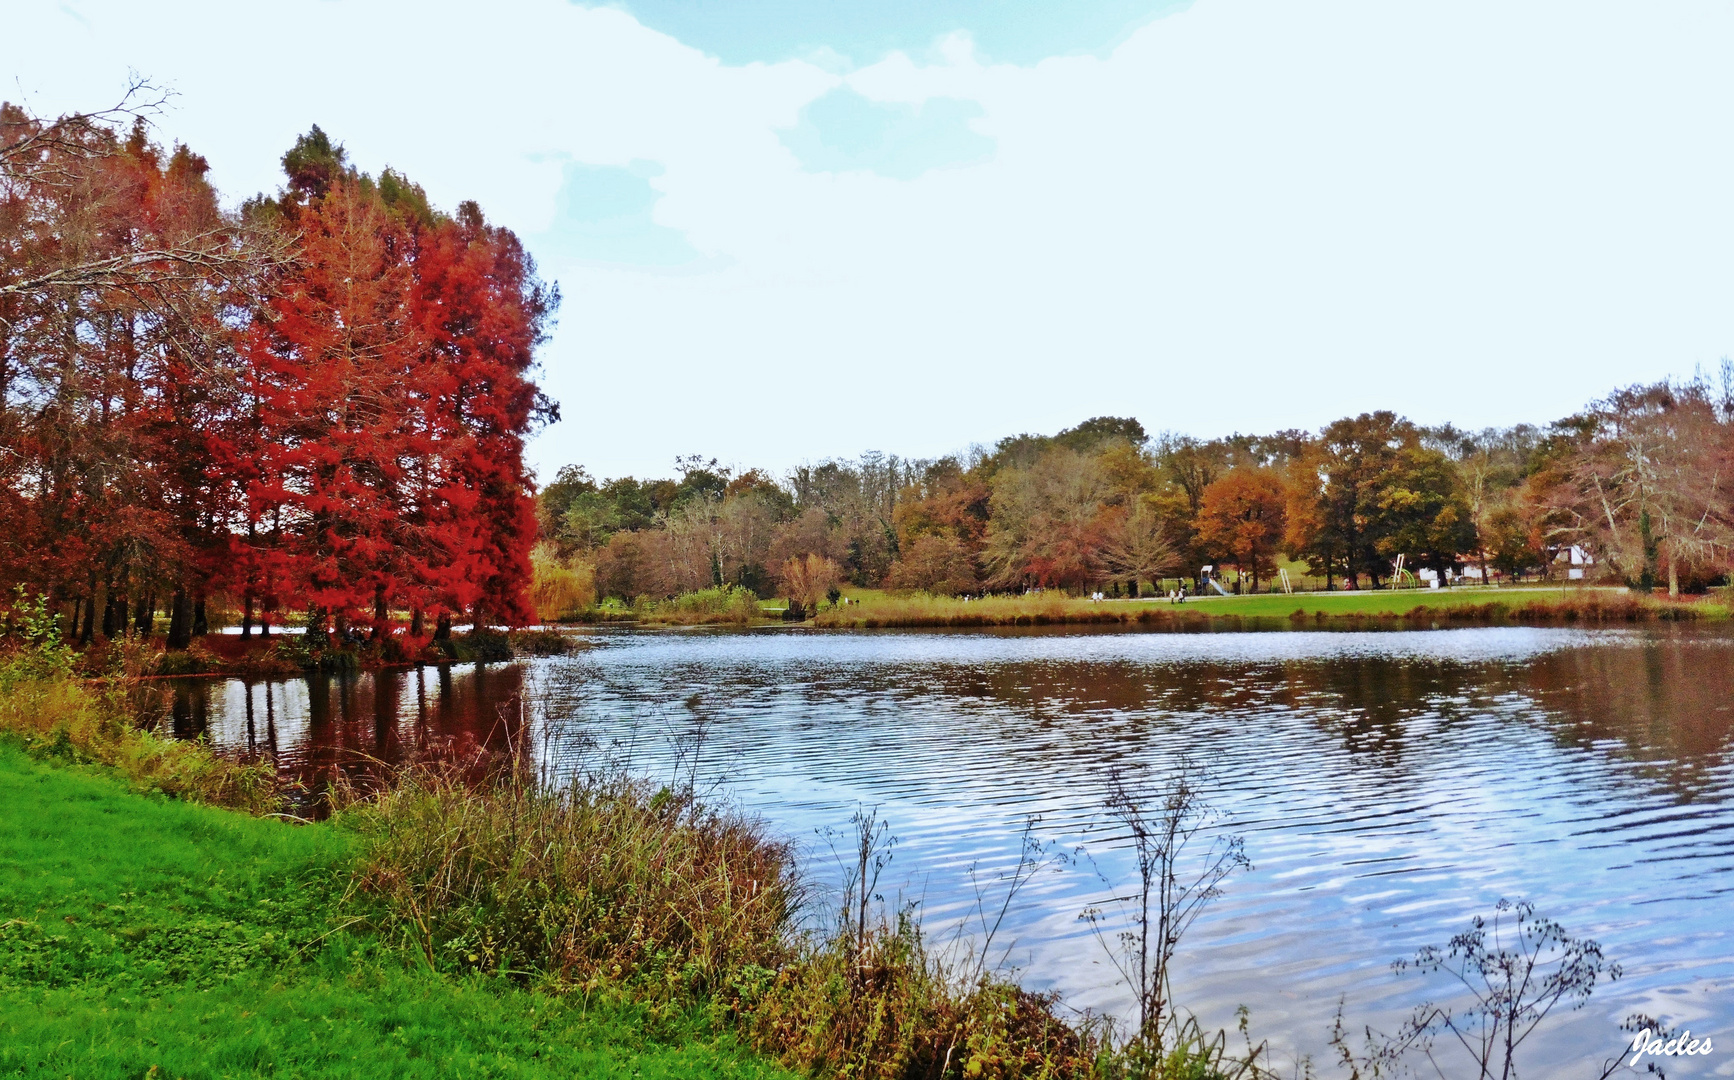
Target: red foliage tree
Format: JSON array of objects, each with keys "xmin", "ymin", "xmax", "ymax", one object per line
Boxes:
[{"xmin": 407, "ymin": 201, "xmax": 556, "ymax": 629}]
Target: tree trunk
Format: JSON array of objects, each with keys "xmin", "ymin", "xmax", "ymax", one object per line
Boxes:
[
  {"xmin": 191, "ymin": 598, "xmax": 207, "ymax": 637},
  {"xmin": 410, "ymin": 608, "xmax": 425, "ymax": 638},
  {"xmin": 372, "ymin": 583, "xmax": 387, "ymax": 640},
  {"xmin": 135, "ymin": 592, "xmax": 155, "ymax": 637},
  {"xmin": 78, "ymin": 579, "xmax": 97, "ymax": 645},
  {"xmin": 166, "ymin": 588, "xmax": 192, "ymax": 650},
  {"xmin": 100, "ymin": 588, "xmax": 116, "ymax": 640},
  {"xmin": 1668, "ymin": 552, "xmax": 1679, "ymax": 598},
  {"xmin": 241, "ymin": 595, "xmax": 254, "ymax": 638},
  {"xmin": 433, "ymin": 612, "xmax": 452, "ymax": 641}
]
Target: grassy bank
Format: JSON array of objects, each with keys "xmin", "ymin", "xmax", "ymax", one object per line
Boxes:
[
  {"xmin": 812, "ymin": 585, "xmax": 1728, "ymax": 629},
  {"xmin": 0, "ymin": 744, "xmax": 792, "ymax": 1079},
  {"xmin": 0, "ymin": 631, "xmax": 1119, "ymax": 1079},
  {"xmin": 0, "ymin": 632, "xmax": 796, "ymax": 1076}
]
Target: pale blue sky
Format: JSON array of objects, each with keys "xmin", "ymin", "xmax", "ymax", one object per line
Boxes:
[
  {"xmin": 609, "ymin": 0, "xmax": 1194, "ymax": 65},
  {"xmin": 7, "ymin": 0, "xmax": 1733, "ymax": 480}
]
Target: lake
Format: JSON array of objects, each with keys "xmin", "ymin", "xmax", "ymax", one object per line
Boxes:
[{"xmin": 170, "ymin": 624, "xmax": 1734, "ymax": 1077}]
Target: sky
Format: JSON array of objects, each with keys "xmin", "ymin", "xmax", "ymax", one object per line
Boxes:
[{"xmin": 6, "ymin": 0, "xmax": 1733, "ymax": 481}]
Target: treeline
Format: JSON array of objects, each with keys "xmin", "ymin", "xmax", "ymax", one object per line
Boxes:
[
  {"xmin": 540, "ymin": 380, "xmax": 1734, "ymax": 612},
  {"xmin": 1, "ymin": 91, "xmax": 553, "ymax": 649}
]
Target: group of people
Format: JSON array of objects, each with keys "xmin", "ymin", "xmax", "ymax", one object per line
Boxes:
[{"xmin": 1082, "ymin": 585, "xmax": 1192, "ymax": 603}]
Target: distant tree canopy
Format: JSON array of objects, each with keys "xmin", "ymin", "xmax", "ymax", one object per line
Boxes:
[
  {"xmin": 1, "ymin": 95, "xmax": 554, "ymax": 646},
  {"xmin": 545, "ymin": 380, "xmax": 1734, "ymax": 605}
]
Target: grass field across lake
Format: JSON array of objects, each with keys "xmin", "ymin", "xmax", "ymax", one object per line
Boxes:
[{"xmin": 813, "ymin": 584, "xmax": 1728, "ymax": 628}]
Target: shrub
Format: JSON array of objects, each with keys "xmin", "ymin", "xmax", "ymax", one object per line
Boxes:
[
  {"xmin": 531, "ymin": 541, "xmax": 597, "ymax": 621},
  {"xmin": 640, "ymin": 586, "xmax": 762, "ymax": 626},
  {"xmin": 348, "ymin": 769, "xmax": 799, "ymax": 1003},
  {"xmin": 750, "ymin": 914, "xmax": 1102, "ymax": 1080},
  {"xmin": 510, "ymin": 628, "xmax": 577, "ymax": 656},
  {"xmin": 442, "ymin": 630, "xmax": 515, "ymax": 663}
]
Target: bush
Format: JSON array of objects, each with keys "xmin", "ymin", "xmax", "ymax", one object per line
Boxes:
[
  {"xmin": 510, "ymin": 628, "xmax": 577, "ymax": 656},
  {"xmin": 349, "ymin": 769, "xmax": 798, "ymax": 1003},
  {"xmin": 441, "ymin": 630, "xmax": 515, "ymax": 663},
  {"xmin": 531, "ymin": 541, "xmax": 597, "ymax": 621},
  {"xmin": 641, "ymin": 586, "xmax": 762, "ymax": 626},
  {"xmin": 750, "ymin": 914, "xmax": 1102, "ymax": 1080}
]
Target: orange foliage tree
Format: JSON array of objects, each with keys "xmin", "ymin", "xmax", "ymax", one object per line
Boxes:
[{"xmin": 1196, "ymin": 470, "xmax": 1288, "ymax": 592}]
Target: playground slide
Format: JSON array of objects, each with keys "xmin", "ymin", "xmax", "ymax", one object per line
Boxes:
[{"xmin": 1207, "ymin": 577, "xmax": 1232, "ymax": 597}]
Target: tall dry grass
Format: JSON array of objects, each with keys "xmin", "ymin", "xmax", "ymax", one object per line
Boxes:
[
  {"xmin": 0, "ymin": 601, "xmax": 279, "ymax": 813},
  {"xmin": 348, "ymin": 760, "xmax": 1112, "ymax": 1078},
  {"xmin": 749, "ymin": 910, "xmax": 1104, "ymax": 1079},
  {"xmin": 348, "ymin": 767, "xmax": 800, "ymax": 1003}
]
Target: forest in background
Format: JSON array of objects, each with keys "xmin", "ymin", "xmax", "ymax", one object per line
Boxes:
[
  {"xmin": 1, "ymin": 90, "xmax": 553, "ymax": 651},
  {"xmin": 536, "ymin": 377, "xmax": 1734, "ymax": 618},
  {"xmin": 8, "ymin": 92, "xmax": 1734, "ymax": 646}
]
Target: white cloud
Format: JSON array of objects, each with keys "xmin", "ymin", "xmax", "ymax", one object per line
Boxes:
[{"xmin": 7, "ymin": 0, "xmax": 1731, "ymax": 480}]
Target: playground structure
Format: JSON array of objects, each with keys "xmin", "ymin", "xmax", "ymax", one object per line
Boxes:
[{"xmin": 1200, "ymin": 565, "xmax": 1234, "ymax": 597}]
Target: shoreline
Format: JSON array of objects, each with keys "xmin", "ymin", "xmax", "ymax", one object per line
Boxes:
[{"xmin": 77, "ymin": 588, "xmax": 1727, "ymax": 682}]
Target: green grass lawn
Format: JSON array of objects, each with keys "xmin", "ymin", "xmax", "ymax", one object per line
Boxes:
[
  {"xmin": 0, "ymin": 743, "xmax": 793, "ymax": 1079},
  {"xmin": 813, "ymin": 582, "xmax": 1728, "ymax": 628},
  {"xmin": 1154, "ymin": 584, "xmax": 1617, "ymax": 618}
]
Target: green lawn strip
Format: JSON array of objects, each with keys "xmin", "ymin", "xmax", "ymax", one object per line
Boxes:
[
  {"xmin": 831, "ymin": 584, "xmax": 1716, "ymax": 625},
  {"xmin": 0, "ymin": 745, "xmax": 794, "ymax": 1079},
  {"xmin": 1162, "ymin": 586, "xmax": 1608, "ymax": 618},
  {"xmin": 0, "ymin": 977, "xmax": 787, "ymax": 1079},
  {"xmin": 0, "ymin": 743, "xmax": 350, "ymax": 994}
]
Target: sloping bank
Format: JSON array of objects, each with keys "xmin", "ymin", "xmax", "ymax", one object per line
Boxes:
[{"xmin": 0, "ymin": 634, "xmax": 1113, "ymax": 1079}]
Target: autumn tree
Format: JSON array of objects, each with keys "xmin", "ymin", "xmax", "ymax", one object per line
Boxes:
[
  {"xmin": 241, "ymin": 127, "xmax": 555, "ymax": 638},
  {"xmin": 1286, "ymin": 412, "xmax": 1417, "ymax": 587},
  {"xmin": 885, "ymin": 534, "xmax": 978, "ymax": 595},
  {"xmin": 1097, "ymin": 499, "xmax": 1180, "ymax": 596},
  {"xmin": 780, "ymin": 552, "xmax": 841, "ymax": 612},
  {"xmin": 1, "ymin": 94, "xmax": 273, "ymax": 642},
  {"xmin": 981, "ymin": 447, "xmax": 1112, "ymax": 590},
  {"xmin": 1540, "ymin": 381, "xmax": 1733, "ymax": 595},
  {"xmin": 1197, "ymin": 469, "xmax": 1288, "ymax": 591},
  {"xmin": 1374, "ymin": 446, "xmax": 1476, "ymax": 576}
]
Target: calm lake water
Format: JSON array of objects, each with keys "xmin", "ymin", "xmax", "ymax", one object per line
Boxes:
[{"xmin": 172, "ymin": 625, "xmax": 1734, "ymax": 1077}]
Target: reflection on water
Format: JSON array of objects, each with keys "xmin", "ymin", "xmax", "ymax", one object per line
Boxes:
[
  {"xmin": 173, "ymin": 626, "xmax": 1734, "ymax": 1077},
  {"xmin": 169, "ymin": 662, "xmax": 532, "ymax": 796}
]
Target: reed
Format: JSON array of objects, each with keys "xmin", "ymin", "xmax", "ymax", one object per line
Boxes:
[
  {"xmin": 0, "ymin": 608, "xmax": 279, "ymax": 814},
  {"xmin": 348, "ymin": 765, "xmax": 800, "ymax": 1004},
  {"xmin": 746, "ymin": 886, "xmax": 1106, "ymax": 1080}
]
